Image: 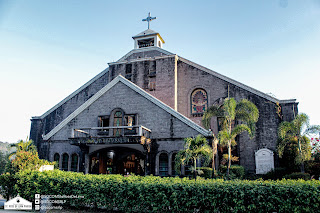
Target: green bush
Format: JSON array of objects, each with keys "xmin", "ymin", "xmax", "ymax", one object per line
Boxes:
[
  {"xmin": 219, "ymin": 165, "xmax": 245, "ymax": 179},
  {"xmin": 284, "ymin": 172, "xmax": 311, "ymax": 180},
  {"xmin": 306, "ymin": 161, "xmax": 320, "ymax": 180},
  {"xmin": 198, "ymin": 167, "xmax": 213, "ymax": 179},
  {"xmin": 0, "ymin": 173, "xmax": 17, "ymax": 200},
  {"xmin": 10, "ymin": 170, "xmax": 320, "ymax": 212},
  {"xmin": 11, "ymin": 151, "xmax": 54, "ymax": 173},
  {"xmin": 263, "ymin": 167, "xmax": 288, "ymax": 180}
]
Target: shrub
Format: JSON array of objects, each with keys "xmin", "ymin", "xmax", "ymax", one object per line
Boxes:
[
  {"xmin": 305, "ymin": 161, "xmax": 320, "ymax": 180},
  {"xmin": 10, "ymin": 170, "xmax": 320, "ymax": 212},
  {"xmin": 0, "ymin": 173, "xmax": 17, "ymax": 200},
  {"xmin": 219, "ymin": 165, "xmax": 245, "ymax": 179},
  {"xmin": 198, "ymin": 167, "xmax": 213, "ymax": 178},
  {"xmin": 10, "ymin": 151, "xmax": 54, "ymax": 173},
  {"xmin": 263, "ymin": 167, "xmax": 288, "ymax": 180},
  {"xmin": 284, "ymin": 172, "xmax": 311, "ymax": 180}
]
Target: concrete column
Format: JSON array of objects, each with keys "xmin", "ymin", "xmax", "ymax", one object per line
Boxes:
[
  {"xmin": 79, "ymin": 145, "xmax": 89, "ymax": 173},
  {"xmin": 155, "ymin": 153, "xmax": 159, "ymax": 176},
  {"xmin": 168, "ymin": 153, "xmax": 172, "ymax": 176},
  {"xmin": 85, "ymin": 154, "xmax": 89, "ymax": 174}
]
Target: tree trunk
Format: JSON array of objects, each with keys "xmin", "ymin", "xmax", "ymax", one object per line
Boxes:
[
  {"xmin": 212, "ymin": 143, "xmax": 215, "ymax": 177},
  {"xmin": 298, "ymin": 139, "xmax": 305, "ymax": 173},
  {"xmin": 212, "ymin": 138, "xmax": 217, "ymax": 177},
  {"xmin": 227, "ymin": 141, "xmax": 231, "ymax": 176},
  {"xmin": 194, "ymin": 157, "xmax": 197, "ymax": 180}
]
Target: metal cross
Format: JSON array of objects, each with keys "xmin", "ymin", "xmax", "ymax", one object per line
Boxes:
[{"xmin": 142, "ymin": 12, "xmax": 156, "ymax": 29}]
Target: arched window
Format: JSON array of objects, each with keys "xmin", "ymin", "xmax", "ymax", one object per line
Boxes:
[
  {"xmin": 71, "ymin": 154, "xmax": 78, "ymax": 172},
  {"xmin": 159, "ymin": 153, "xmax": 168, "ymax": 176},
  {"xmin": 191, "ymin": 89, "xmax": 208, "ymax": 115},
  {"xmin": 62, "ymin": 153, "xmax": 69, "ymax": 171},
  {"xmin": 54, "ymin": 153, "xmax": 60, "ymax": 168}
]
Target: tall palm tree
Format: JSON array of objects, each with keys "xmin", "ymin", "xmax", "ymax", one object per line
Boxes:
[
  {"xmin": 203, "ymin": 98, "xmax": 259, "ymax": 176},
  {"xmin": 202, "ymin": 103, "xmax": 224, "ymax": 175},
  {"xmin": 8, "ymin": 138, "xmax": 37, "ymax": 159},
  {"xmin": 278, "ymin": 113, "xmax": 320, "ymax": 173},
  {"xmin": 175, "ymin": 135, "xmax": 212, "ymax": 179}
]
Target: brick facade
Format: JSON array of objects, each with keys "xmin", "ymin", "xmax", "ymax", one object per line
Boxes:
[{"xmin": 30, "ymin": 34, "xmax": 297, "ymax": 174}]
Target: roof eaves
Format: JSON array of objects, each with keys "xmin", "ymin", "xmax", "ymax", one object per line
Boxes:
[{"xmin": 178, "ymin": 57, "xmax": 283, "ymax": 103}]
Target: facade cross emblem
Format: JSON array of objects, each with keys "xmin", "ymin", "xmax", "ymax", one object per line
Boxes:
[{"xmin": 142, "ymin": 12, "xmax": 156, "ymax": 29}]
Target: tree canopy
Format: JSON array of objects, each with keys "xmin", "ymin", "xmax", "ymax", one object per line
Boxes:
[
  {"xmin": 174, "ymin": 135, "xmax": 212, "ymax": 178},
  {"xmin": 203, "ymin": 97, "xmax": 259, "ymax": 175},
  {"xmin": 278, "ymin": 113, "xmax": 320, "ymax": 173}
]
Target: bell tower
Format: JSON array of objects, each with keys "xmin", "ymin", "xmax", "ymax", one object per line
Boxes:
[{"xmin": 132, "ymin": 13, "xmax": 165, "ymax": 49}]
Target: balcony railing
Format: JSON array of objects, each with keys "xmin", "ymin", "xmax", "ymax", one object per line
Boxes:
[{"xmin": 71, "ymin": 125, "xmax": 151, "ymax": 139}]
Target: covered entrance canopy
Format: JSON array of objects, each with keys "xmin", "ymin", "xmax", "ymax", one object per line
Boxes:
[
  {"xmin": 89, "ymin": 147, "xmax": 145, "ymax": 175},
  {"xmin": 69, "ymin": 125, "xmax": 152, "ymax": 175}
]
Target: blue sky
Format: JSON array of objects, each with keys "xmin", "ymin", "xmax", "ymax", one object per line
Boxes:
[{"xmin": 1, "ymin": 0, "xmax": 320, "ymax": 143}]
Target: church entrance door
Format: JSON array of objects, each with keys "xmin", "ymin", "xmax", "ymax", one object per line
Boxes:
[{"xmin": 89, "ymin": 147, "xmax": 145, "ymax": 175}]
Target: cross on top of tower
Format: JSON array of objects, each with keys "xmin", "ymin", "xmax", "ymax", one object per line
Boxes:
[{"xmin": 142, "ymin": 12, "xmax": 156, "ymax": 29}]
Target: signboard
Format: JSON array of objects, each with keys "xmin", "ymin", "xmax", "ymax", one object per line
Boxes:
[
  {"xmin": 255, "ymin": 148, "xmax": 274, "ymax": 174},
  {"xmin": 71, "ymin": 137, "xmax": 141, "ymax": 145}
]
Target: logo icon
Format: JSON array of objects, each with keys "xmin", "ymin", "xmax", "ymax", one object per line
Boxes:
[{"xmin": 4, "ymin": 195, "xmax": 32, "ymax": 210}]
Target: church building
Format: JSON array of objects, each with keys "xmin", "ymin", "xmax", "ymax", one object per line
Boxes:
[{"xmin": 30, "ymin": 14, "xmax": 298, "ymax": 176}]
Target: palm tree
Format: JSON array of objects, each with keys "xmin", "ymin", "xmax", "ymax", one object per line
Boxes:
[
  {"xmin": 175, "ymin": 135, "xmax": 212, "ymax": 179},
  {"xmin": 203, "ymin": 98, "xmax": 259, "ymax": 176},
  {"xmin": 278, "ymin": 113, "xmax": 320, "ymax": 173},
  {"xmin": 8, "ymin": 138, "xmax": 37, "ymax": 159},
  {"xmin": 202, "ymin": 103, "xmax": 224, "ymax": 175}
]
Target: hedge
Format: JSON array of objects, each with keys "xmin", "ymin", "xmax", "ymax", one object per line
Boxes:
[
  {"xmin": 219, "ymin": 165, "xmax": 245, "ymax": 179},
  {"xmin": 10, "ymin": 170, "xmax": 320, "ymax": 212},
  {"xmin": 284, "ymin": 172, "xmax": 311, "ymax": 180}
]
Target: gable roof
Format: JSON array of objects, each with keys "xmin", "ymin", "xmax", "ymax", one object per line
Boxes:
[
  {"xmin": 114, "ymin": 47, "xmax": 295, "ymax": 104},
  {"xmin": 132, "ymin": 29, "xmax": 165, "ymax": 43},
  {"xmin": 178, "ymin": 57, "xmax": 296, "ymax": 104},
  {"xmin": 116, "ymin": 46, "xmax": 173, "ymax": 62},
  {"xmin": 33, "ymin": 68, "xmax": 109, "ymax": 119},
  {"xmin": 132, "ymin": 29, "xmax": 158, "ymax": 38},
  {"xmin": 42, "ymin": 75, "xmax": 212, "ymax": 140}
]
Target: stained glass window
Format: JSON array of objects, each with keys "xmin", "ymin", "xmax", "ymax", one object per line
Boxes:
[
  {"xmin": 113, "ymin": 111, "xmax": 123, "ymax": 136},
  {"xmin": 191, "ymin": 89, "xmax": 208, "ymax": 115}
]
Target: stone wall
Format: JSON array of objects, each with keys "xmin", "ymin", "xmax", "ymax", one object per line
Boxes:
[
  {"xmin": 31, "ymin": 48, "xmax": 298, "ymax": 173},
  {"xmin": 109, "ymin": 56, "xmax": 177, "ymax": 109},
  {"xmin": 176, "ymin": 59, "xmax": 297, "ymax": 172},
  {"xmin": 51, "ymin": 82, "xmax": 200, "ymax": 141}
]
